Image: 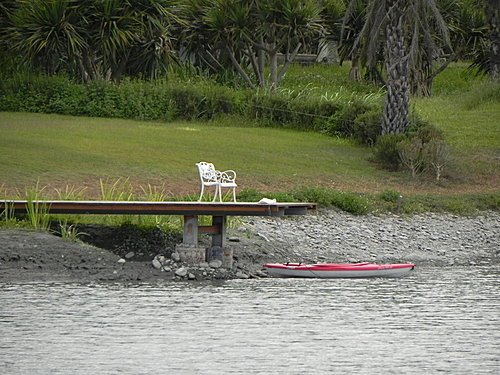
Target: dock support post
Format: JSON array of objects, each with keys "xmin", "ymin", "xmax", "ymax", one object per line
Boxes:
[
  {"xmin": 207, "ymin": 215, "xmax": 233, "ymax": 269},
  {"xmin": 176, "ymin": 215, "xmax": 205, "ymax": 264},
  {"xmin": 211, "ymin": 215, "xmax": 225, "ymax": 248},
  {"xmin": 183, "ymin": 215, "xmax": 198, "ymax": 245}
]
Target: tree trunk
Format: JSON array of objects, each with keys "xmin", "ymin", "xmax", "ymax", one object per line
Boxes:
[
  {"xmin": 226, "ymin": 45, "xmax": 255, "ymax": 88},
  {"xmin": 486, "ymin": 0, "xmax": 500, "ymax": 80},
  {"xmin": 269, "ymin": 49, "xmax": 278, "ymax": 90},
  {"xmin": 258, "ymin": 36, "xmax": 266, "ymax": 86},
  {"xmin": 277, "ymin": 42, "xmax": 301, "ymax": 84},
  {"xmin": 382, "ymin": 1, "xmax": 410, "ymax": 134},
  {"xmin": 349, "ymin": 54, "xmax": 361, "ymax": 81}
]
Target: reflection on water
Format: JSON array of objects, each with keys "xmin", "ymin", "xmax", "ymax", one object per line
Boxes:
[{"xmin": 1, "ymin": 267, "xmax": 499, "ymax": 374}]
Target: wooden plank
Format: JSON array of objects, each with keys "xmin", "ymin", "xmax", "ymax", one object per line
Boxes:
[
  {"xmin": 198, "ymin": 225, "xmax": 220, "ymax": 234},
  {"xmin": 0, "ymin": 200, "xmax": 316, "ymax": 217}
]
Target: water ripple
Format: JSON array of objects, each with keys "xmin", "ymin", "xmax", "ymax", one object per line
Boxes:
[{"xmin": 0, "ymin": 266, "xmax": 498, "ymax": 374}]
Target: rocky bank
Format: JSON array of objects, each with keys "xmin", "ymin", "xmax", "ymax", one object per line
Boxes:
[{"xmin": 1, "ymin": 209, "xmax": 499, "ymax": 283}]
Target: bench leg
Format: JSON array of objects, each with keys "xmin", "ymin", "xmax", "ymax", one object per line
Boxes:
[
  {"xmin": 217, "ymin": 185, "xmax": 223, "ymax": 202},
  {"xmin": 212, "ymin": 185, "xmax": 220, "ymax": 202}
]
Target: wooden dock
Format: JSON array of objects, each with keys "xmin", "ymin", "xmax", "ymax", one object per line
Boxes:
[
  {"xmin": 0, "ymin": 200, "xmax": 316, "ymax": 217},
  {"xmin": 1, "ymin": 200, "xmax": 316, "ymax": 261}
]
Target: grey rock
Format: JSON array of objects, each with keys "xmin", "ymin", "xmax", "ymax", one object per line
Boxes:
[
  {"xmin": 125, "ymin": 251, "xmax": 135, "ymax": 259},
  {"xmin": 175, "ymin": 267, "xmax": 188, "ymax": 277},
  {"xmin": 235, "ymin": 271, "xmax": 249, "ymax": 279},
  {"xmin": 209, "ymin": 260, "xmax": 223, "ymax": 269},
  {"xmin": 152, "ymin": 258, "xmax": 162, "ymax": 270},
  {"xmin": 171, "ymin": 252, "xmax": 181, "ymax": 262},
  {"xmin": 117, "ymin": 258, "xmax": 126, "ymax": 264}
]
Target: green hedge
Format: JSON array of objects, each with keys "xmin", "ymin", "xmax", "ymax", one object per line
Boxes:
[{"xmin": 0, "ymin": 73, "xmax": 382, "ymax": 141}]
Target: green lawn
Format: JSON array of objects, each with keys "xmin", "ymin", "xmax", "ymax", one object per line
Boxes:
[
  {"xmin": 1, "ymin": 107, "xmax": 498, "ymax": 201},
  {"xmin": 414, "ymin": 79, "xmax": 500, "ymax": 187},
  {"xmin": 1, "ymin": 111, "xmax": 403, "ymax": 198}
]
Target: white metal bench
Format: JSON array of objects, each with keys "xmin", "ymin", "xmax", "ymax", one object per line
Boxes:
[{"xmin": 196, "ymin": 162, "xmax": 237, "ymax": 202}]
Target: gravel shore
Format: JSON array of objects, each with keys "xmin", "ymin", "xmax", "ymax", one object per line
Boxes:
[{"xmin": 1, "ymin": 209, "xmax": 499, "ymax": 283}]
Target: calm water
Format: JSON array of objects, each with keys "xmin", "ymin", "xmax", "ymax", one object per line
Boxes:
[{"xmin": 0, "ymin": 266, "xmax": 498, "ymax": 375}]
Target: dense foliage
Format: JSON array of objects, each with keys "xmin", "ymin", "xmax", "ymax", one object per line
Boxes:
[
  {"xmin": 0, "ymin": 72, "xmax": 383, "ymax": 142},
  {"xmin": 0, "ymin": 0, "xmax": 497, "ymax": 85}
]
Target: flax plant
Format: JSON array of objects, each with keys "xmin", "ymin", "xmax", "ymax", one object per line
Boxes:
[
  {"xmin": 100, "ymin": 177, "xmax": 134, "ymax": 201},
  {"xmin": 55, "ymin": 185, "xmax": 88, "ymax": 200},
  {"xmin": 99, "ymin": 177, "xmax": 135, "ymax": 225},
  {"xmin": 24, "ymin": 181, "xmax": 51, "ymax": 231},
  {"xmin": 1, "ymin": 201, "xmax": 17, "ymax": 227},
  {"xmin": 136, "ymin": 183, "xmax": 182, "ymax": 229}
]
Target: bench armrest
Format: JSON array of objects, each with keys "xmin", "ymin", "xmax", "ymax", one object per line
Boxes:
[{"xmin": 217, "ymin": 170, "xmax": 236, "ymax": 183}]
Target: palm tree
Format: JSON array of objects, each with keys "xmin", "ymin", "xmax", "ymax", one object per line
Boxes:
[
  {"xmin": 0, "ymin": 1, "xmax": 17, "ymax": 68},
  {"xmin": 7, "ymin": 0, "xmax": 86, "ymax": 75},
  {"xmin": 485, "ymin": 0, "xmax": 499, "ymax": 80},
  {"xmin": 179, "ymin": 0, "xmax": 323, "ymax": 89},
  {"xmin": 5, "ymin": 0, "xmax": 178, "ymax": 82},
  {"xmin": 342, "ymin": 0, "xmax": 451, "ymax": 134}
]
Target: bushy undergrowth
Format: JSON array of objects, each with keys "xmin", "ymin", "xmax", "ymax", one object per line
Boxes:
[
  {"xmin": 239, "ymin": 187, "xmax": 371, "ymax": 215},
  {"xmin": 240, "ymin": 187, "xmax": 498, "ymax": 215},
  {"xmin": 371, "ymin": 115, "xmax": 452, "ymax": 180},
  {"xmin": 0, "ymin": 72, "xmax": 382, "ymax": 141}
]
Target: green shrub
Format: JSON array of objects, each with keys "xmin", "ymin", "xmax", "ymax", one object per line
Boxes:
[
  {"xmin": 332, "ymin": 191, "xmax": 370, "ymax": 214},
  {"xmin": 415, "ymin": 124, "xmax": 444, "ymax": 144},
  {"xmin": 352, "ymin": 108, "xmax": 382, "ymax": 145},
  {"xmin": 292, "ymin": 187, "xmax": 370, "ymax": 214},
  {"xmin": 422, "ymin": 139, "xmax": 452, "ymax": 181},
  {"xmin": 404, "ymin": 118, "xmax": 449, "ymax": 180},
  {"xmin": 401, "ymin": 200, "xmax": 427, "ymax": 214},
  {"xmin": 325, "ymin": 98, "xmax": 373, "ymax": 137},
  {"xmin": 236, "ymin": 188, "xmax": 263, "ymax": 202},
  {"xmin": 0, "ymin": 71, "xmax": 382, "ymax": 135},
  {"xmin": 379, "ymin": 189, "xmax": 401, "ymax": 202},
  {"xmin": 397, "ymin": 138, "xmax": 424, "ymax": 178},
  {"xmin": 84, "ymin": 80, "xmax": 123, "ymax": 118},
  {"xmin": 373, "ymin": 133, "xmax": 407, "ymax": 171}
]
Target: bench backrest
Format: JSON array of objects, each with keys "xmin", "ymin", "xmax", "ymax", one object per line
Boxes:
[{"xmin": 196, "ymin": 162, "xmax": 218, "ymax": 183}]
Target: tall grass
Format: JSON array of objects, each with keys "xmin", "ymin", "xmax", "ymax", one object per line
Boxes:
[
  {"xmin": 0, "ymin": 201, "xmax": 17, "ymax": 227},
  {"xmin": 58, "ymin": 219, "xmax": 88, "ymax": 242},
  {"xmin": 24, "ymin": 181, "xmax": 51, "ymax": 231}
]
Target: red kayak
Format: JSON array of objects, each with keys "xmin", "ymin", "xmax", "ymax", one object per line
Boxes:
[{"xmin": 263, "ymin": 262, "xmax": 415, "ymax": 278}]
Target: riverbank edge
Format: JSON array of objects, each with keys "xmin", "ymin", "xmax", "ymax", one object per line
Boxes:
[{"xmin": 1, "ymin": 209, "xmax": 499, "ymax": 283}]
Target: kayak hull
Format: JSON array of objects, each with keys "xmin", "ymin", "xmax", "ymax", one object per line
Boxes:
[{"xmin": 263, "ymin": 262, "xmax": 415, "ymax": 278}]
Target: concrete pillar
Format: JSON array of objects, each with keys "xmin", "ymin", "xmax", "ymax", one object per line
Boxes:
[
  {"xmin": 178, "ymin": 215, "xmax": 205, "ymax": 265},
  {"xmin": 176, "ymin": 244, "xmax": 206, "ymax": 264},
  {"xmin": 183, "ymin": 215, "xmax": 198, "ymax": 245},
  {"xmin": 211, "ymin": 215, "xmax": 225, "ymax": 248},
  {"xmin": 206, "ymin": 246, "xmax": 233, "ymax": 269},
  {"xmin": 206, "ymin": 215, "xmax": 233, "ymax": 269}
]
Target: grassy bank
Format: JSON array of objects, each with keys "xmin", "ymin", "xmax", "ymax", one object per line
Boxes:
[
  {"xmin": 0, "ymin": 110, "xmax": 498, "ymax": 215},
  {"xmin": 0, "ymin": 111, "xmax": 397, "ymax": 194},
  {"xmin": 0, "ymin": 63, "xmax": 499, "ymax": 216}
]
